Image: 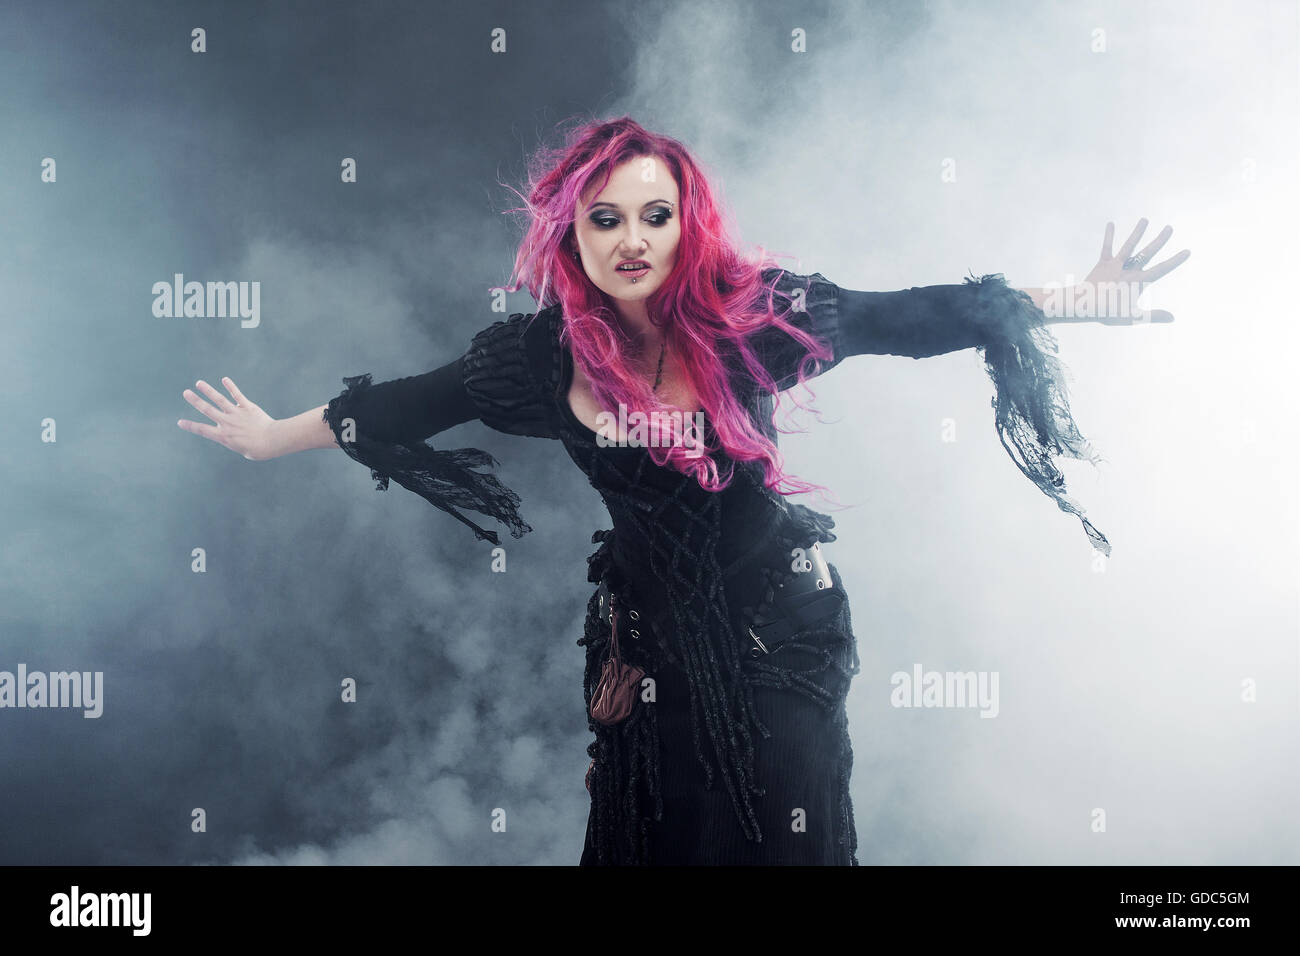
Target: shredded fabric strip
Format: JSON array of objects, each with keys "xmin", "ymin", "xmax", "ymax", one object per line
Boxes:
[{"xmin": 321, "ymin": 373, "xmax": 532, "ymax": 545}]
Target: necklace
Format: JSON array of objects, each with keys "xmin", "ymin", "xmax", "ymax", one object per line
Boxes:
[{"xmin": 652, "ymin": 339, "xmax": 666, "ymax": 392}]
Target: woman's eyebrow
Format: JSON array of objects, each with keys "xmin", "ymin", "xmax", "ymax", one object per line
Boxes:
[{"xmin": 586, "ymin": 198, "xmax": 673, "ymax": 211}]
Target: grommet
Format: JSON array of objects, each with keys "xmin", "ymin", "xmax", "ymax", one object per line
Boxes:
[
  {"xmin": 630, "ymin": 628, "xmax": 641, "ymax": 640},
  {"xmin": 817, "ymin": 579, "xmax": 825, "ymax": 589},
  {"xmin": 802, "ymin": 559, "xmax": 812, "ymax": 571},
  {"xmin": 629, "ymin": 609, "xmax": 640, "ymax": 621}
]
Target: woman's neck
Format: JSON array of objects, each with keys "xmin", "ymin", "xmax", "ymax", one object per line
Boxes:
[{"xmin": 611, "ymin": 298, "xmax": 664, "ymax": 355}]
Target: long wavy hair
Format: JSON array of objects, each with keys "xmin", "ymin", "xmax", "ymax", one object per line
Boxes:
[{"xmin": 500, "ymin": 116, "xmax": 836, "ymax": 499}]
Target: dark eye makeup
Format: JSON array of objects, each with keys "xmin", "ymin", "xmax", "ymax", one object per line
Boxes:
[{"xmin": 590, "ymin": 206, "xmax": 673, "ymax": 229}]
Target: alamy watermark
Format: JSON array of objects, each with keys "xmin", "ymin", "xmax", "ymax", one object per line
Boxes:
[
  {"xmin": 1042, "ymin": 277, "xmax": 1151, "ymax": 323},
  {"xmin": 593, "ymin": 403, "xmax": 706, "ymax": 456},
  {"xmin": 0, "ymin": 664, "xmax": 103, "ymax": 717},
  {"xmin": 152, "ymin": 273, "xmax": 260, "ymax": 328},
  {"xmin": 50, "ymin": 886, "xmax": 150, "ymax": 936},
  {"xmin": 890, "ymin": 663, "xmax": 999, "ymax": 718}
]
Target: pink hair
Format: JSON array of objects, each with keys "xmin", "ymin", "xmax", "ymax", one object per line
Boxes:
[{"xmin": 500, "ymin": 115, "xmax": 840, "ymax": 502}]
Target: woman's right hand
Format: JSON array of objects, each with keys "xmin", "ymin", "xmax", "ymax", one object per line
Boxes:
[{"xmin": 177, "ymin": 376, "xmax": 280, "ymax": 461}]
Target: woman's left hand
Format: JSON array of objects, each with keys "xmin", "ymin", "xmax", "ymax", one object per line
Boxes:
[{"xmin": 1064, "ymin": 218, "xmax": 1190, "ymax": 324}]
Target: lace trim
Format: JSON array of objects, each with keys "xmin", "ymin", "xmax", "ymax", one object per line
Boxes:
[
  {"xmin": 964, "ymin": 273, "xmax": 1111, "ymax": 556},
  {"xmin": 322, "ymin": 373, "xmax": 532, "ymax": 545}
]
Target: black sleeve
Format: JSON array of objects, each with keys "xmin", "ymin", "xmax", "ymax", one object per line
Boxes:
[
  {"xmin": 330, "ymin": 355, "xmax": 478, "ymax": 445},
  {"xmin": 756, "ymin": 267, "xmax": 1111, "ymax": 556},
  {"xmin": 320, "ymin": 312, "xmax": 556, "ymax": 545},
  {"xmin": 459, "ymin": 312, "xmax": 560, "ymax": 440},
  {"xmin": 756, "ymin": 266, "xmax": 1029, "ymax": 382},
  {"xmin": 836, "ymin": 283, "xmax": 1002, "ymax": 358}
]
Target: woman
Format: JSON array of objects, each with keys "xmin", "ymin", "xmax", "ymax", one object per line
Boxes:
[{"xmin": 176, "ymin": 117, "xmax": 1188, "ymax": 865}]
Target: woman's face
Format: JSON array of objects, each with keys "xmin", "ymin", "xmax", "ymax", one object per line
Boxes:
[{"xmin": 572, "ymin": 154, "xmax": 681, "ymax": 310}]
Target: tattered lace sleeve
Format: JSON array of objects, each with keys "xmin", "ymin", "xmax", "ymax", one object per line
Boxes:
[
  {"xmin": 321, "ymin": 312, "xmax": 556, "ymax": 546},
  {"xmin": 758, "ymin": 266, "xmax": 1111, "ymax": 555}
]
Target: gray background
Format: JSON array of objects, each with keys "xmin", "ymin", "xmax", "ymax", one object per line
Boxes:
[{"xmin": 0, "ymin": 0, "xmax": 1295, "ymax": 864}]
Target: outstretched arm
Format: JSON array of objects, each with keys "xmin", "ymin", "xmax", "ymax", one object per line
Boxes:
[
  {"xmin": 270, "ymin": 403, "xmax": 337, "ymax": 456},
  {"xmin": 757, "ymin": 221, "xmax": 1188, "ymax": 555},
  {"xmin": 316, "ymin": 313, "xmax": 557, "ymax": 545},
  {"xmin": 320, "ymin": 357, "xmax": 478, "ymax": 445},
  {"xmin": 760, "ymin": 267, "xmax": 1062, "ymax": 370},
  {"xmin": 826, "ymin": 276, "xmax": 1120, "ymax": 557},
  {"xmin": 179, "ymin": 313, "xmax": 551, "ymax": 545},
  {"xmin": 178, "ymin": 358, "xmax": 475, "ymax": 461},
  {"xmin": 805, "ymin": 219, "xmax": 1189, "ymax": 363}
]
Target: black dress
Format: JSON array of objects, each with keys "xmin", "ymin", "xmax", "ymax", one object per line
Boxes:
[{"xmin": 320, "ymin": 267, "xmax": 1108, "ymax": 865}]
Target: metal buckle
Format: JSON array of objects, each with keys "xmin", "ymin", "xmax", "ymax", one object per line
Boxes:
[
  {"xmin": 600, "ymin": 583, "xmax": 642, "ymax": 640},
  {"xmin": 747, "ymin": 542, "xmax": 834, "ymax": 658},
  {"xmin": 779, "ymin": 541, "xmax": 831, "ymax": 595}
]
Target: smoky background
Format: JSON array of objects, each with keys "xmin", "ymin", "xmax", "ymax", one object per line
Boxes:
[{"xmin": 0, "ymin": 0, "xmax": 1293, "ymax": 864}]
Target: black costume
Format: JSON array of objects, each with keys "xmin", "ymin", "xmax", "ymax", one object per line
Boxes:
[{"xmin": 321, "ymin": 268, "xmax": 1107, "ymax": 865}]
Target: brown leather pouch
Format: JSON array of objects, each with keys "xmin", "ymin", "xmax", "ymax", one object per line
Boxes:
[{"xmin": 590, "ymin": 595, "xmax": 645, "ymax": 726}]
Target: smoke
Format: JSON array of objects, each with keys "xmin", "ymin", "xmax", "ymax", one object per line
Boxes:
[{"xmin": 0, "ymin": 0, "xmax": 1293, "ymax": 865}]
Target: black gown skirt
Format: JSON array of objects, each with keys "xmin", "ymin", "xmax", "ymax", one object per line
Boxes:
[{"xmin": 580, "ymin": 560, "xmax": 860, "ymax": 865}]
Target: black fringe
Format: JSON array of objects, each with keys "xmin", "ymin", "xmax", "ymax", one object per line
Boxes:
[
  {"xmin": 964, "ymin": 273, "xmax": 1112, "ymax": 556},
  {"xmin": 322, "ymin": 373, "xmax": 532, "ymax": 545}
]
